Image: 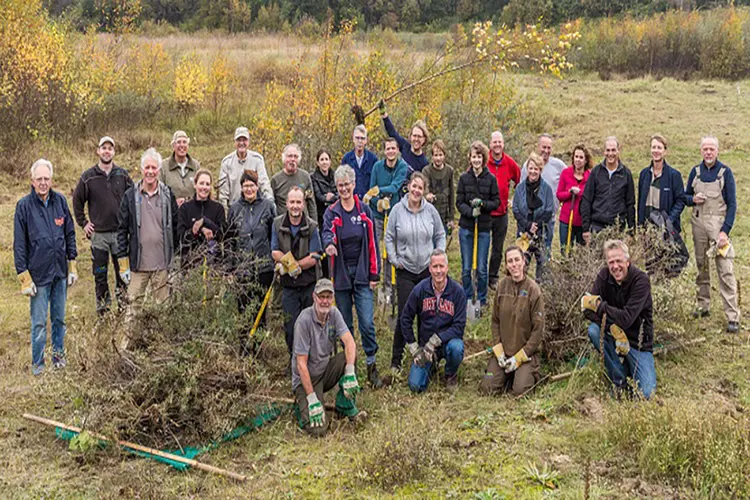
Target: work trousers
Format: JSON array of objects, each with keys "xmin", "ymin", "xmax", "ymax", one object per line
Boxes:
[
  {"xmin": 479, "ymin": 353, "xmax": 539, "ymax": 396},
  {"xmin": 282, "ymin": 283, "xmax": 315, "ymax": 355},
  {"xmin": 488, "ymin": 214, "xmax": 509, "ymax": 286},
  {"xmin": 91, "ymin": 231, "xmax": 126, "ymax": 315}
]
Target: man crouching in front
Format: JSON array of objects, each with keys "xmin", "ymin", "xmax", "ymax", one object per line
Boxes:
[
  {"xmin": 582, "ymin": 239, "xmax": 656, "ymax": 400},
  {"xmin": 293, "ymin": 278, "xmax": 367, "ymax": 437}
]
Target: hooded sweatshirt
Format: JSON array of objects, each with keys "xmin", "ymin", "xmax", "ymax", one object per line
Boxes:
[{"xmin": 385, "ymin": 196, "xmax": 446, "ymax": 274}]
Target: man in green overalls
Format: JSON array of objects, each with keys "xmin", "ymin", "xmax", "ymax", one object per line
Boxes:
[{"xmin": 685, "ymin": 136, "xmax": 740, "ymax": 333}]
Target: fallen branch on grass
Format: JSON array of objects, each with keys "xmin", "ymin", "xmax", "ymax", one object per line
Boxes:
[
  {"xmin": 22, "ymin": 413, "xmax": 247, "ymax": 482},
  {"xmin": 247, "ymin": 393, "xmax": 336, "ymax": 411}
]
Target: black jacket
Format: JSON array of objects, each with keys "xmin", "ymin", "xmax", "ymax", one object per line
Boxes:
[
  {"xmin": 311, "ymin": 167, "xmax": 337, "ymax": 228},
  {"xmin": 226, "ymin": 197, "xmax": 276, "ymax": 275},
  {"xmin": 176, "ymin": 198, "xmax": 226, "ymax": 264},
  {"xmin": 117, "ymin": 181, "xmax": 179, "ymax": 270},
  {"xmin": 73, "ymin": 164, "xmax": 133, "ymax": 233},
  {"xmin": 273, "ymin": 213, "xmax": 319, "ymax": 288},
  {"xmin": 580, "ymin": 162, "xmax": 635, "ymax": 232},
  {"xmin": 456, "ymin": 167, "xmax": 500, "ymax": 232},
  {"xmin": 584, "ymin": 265, "xmax": 653, "ymax": 352}
]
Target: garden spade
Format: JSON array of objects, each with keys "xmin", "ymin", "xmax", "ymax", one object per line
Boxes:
[
  {"xmin": 565, "ymin": 193, "xmax": 576, "ymax": 257},
  {"xmin": 388, "ymin": 261, "xmax": 398, "ymax": 330},
  {"xmin": 468, "ymin": 219, "xmax": 481, "ymax": 322},
  {"xmin": 378, "ymin": 213, "xmax": 390, "ymax": 310}
]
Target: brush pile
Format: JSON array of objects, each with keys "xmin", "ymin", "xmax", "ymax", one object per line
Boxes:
[
  {"xmin": 541, "ymin": 223, "xmax": 694, "ymax": 361},
  {"xmin": 74, "ymin": 262, "xmax": 288, "ymax": 449}
]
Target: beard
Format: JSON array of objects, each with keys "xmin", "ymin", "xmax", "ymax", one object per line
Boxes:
[{"xmin": 99, "ymin": 156, "xmax": 113, "ymax": 165}]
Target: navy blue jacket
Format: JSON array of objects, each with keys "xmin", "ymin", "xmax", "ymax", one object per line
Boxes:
[
  {"xmin": 14, "ymin": 188, "xmax": 77, "ymax": 287},
  {"xmin": 383, "ymin": 116, "xmax": 429, "ymax": 172},
  {"xmin": 401, "ymin": 277, "xmax": 467, "ymax": 346},
  {"xmin": 685, "ymin": 160, "xmax": 737, "ymax": 235},
  {"xmin": 637, "ymin": 162, "xmax": 686, "ymax": 232},
  {"xmin": 512, "ymin": 179, "xmax": 555, "ymax": 236},
  {"xmin": 342, "ymin": 149, "xmax": 378, "ymax": 198},
  {"xmin": 322, "ymin": 196, "xmax": 380, "ymax": 291}
]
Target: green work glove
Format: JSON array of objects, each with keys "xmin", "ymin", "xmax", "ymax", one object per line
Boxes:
[
  {"xmin": 306, "ymin": 393, "xmax": 325, "ymax": 428},
  {"xmin": 610, "ymin": 324, "xmax": 630, "ymax": 356},
  {"xmin": 423, "ymin": 334, "xmax": 442, "ymax": 364},
  {"xmin": 340, "ymin": 364, "xmax": 360, "ymax": 399},
  {"xmin": 471, "ymin": 198, "xmax": 483, "ymax": 208},
  {"xmin": 504, "ymin": 349, "xmax": 529, "ymax": 374},
  {"xmin": 378, "ymin": 98, "xmax": 387, "ymax": 115}
]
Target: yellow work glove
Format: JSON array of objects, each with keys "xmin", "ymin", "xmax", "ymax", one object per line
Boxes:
[
  {"xmin": 363, "ymin": 186, "xmax": 380, "ymax": 204},
  {"xmin": 515, "ymin": 233, "xmax": 530, "ymax": 253},
  {"xmin": 490, "ymin": 343, "xmax": 507, "ymax": 368},
  {"xmin": 118, "ymin": 257, "xmax": 131, "ymax": 285},
  {"xmin": 706, "ymin": 240, "xmax": 731, "ymax": 258},
  {"xmin": 280, "ymin": 251, "xmax": 301, "ymax": 278},
  {"xmin": 504, "ymin": 349, "xmax": 529, "ymax": 373},
  {"xmin": 18, "ymin": 270, "xmax": 37, "ymax": 297},
  {"xmin": 610, "ymin": 324, "xmax": 630, "ymax": 356},
  {"xmin": 377, "ymin": 198, "xmax": 391, "ymax": 213},
  {"xmin": 580, "ymin": 293, "xmax": 601, "ymax": 313}
]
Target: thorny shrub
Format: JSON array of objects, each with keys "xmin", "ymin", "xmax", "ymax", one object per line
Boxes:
[
  {"xmin": 541, "ymin": 223, "xmax": 693, "ymax": 361},
  {"xmin": 75, "ymin": 252, "xmax": 286, "ymax": 449}
]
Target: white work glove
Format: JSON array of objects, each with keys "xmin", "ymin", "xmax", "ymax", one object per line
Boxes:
[{"xmin": 67, "ymin": 261, "xmax": 78, "ymax": 287}]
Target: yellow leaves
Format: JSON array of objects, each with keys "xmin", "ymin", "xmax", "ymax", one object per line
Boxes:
[{"xmin": 174, "ymin": 54, "xmax": 208, "ymax": 112}]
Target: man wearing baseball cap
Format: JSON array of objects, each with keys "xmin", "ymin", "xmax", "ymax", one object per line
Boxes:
[
  {"xmin": 73, "ymin": 136, "xmax": 133, "ymax": 315},
  {"xmin": 159, "ymin": 130, "xmax": 200, "ymax": 207},
  {"xmin": 292, "ymin": 278, "xmax": 366, "ymax": 437},
  {"xmin": 218, "ymin": 127, "xmax": 273, "ymax": 210}
]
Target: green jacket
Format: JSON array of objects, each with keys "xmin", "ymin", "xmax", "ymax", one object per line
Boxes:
[{"xmin": 159, "ymin": 153, "xmax": 201, "ymax": 201}]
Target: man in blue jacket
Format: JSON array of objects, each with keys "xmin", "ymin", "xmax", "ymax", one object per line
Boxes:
[
  {"xmin": 637, "ymin": 135, "xmax": 686, "ymax": 231},
  {"xmin": 14, "ymin": 159, "xmax": 78, "ymax": 375},
  {"xmin": 341, "ymin": 124, "xmax": 378, "ymax": 199},
  {"xmin": 401, "ymin": 249, "xmax": 467, "ymax": 393}
]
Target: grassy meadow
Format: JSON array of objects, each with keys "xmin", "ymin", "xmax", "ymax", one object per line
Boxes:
[{"xmin": 1, "ymin": 32, "xmax": 750, "ymax": 498}]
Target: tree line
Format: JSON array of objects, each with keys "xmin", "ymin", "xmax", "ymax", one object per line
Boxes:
[{"xmin": 45, "ymin": 0, "xmax": 744, "ymax": 33}]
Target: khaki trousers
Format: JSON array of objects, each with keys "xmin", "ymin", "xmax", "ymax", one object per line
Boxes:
[
  {"xmin": 128, "ymin": 270, "xmax": 171, "ymax": 310},
  {"xmin": 691, "ymin": 214, "xmax": 739, "ymax": 322},
  {"xmin": 479, "ymin": 354, "xmax": 540, "ymax": 396}
]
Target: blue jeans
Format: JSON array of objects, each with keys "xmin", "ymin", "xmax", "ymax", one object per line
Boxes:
[
  {"xmin": 459, "ymin": 227, "xmax": 491, "ymax": 305},
  {"xmin": 545, "ymin": 218, "xmax": 555, "ymax": 250},
  {"xmin": 30, "ymin": 277, "xmax": 67, "ymax": 374},
  {"xmin": 408, "ymin": 338, "xmax": 464, "ymax": 393},
  {"xmin": 336, "ymin": 266, "xmax": 378, "ymax": 363},
  {"xmin": 588, "ymin": 323, "xmax": 656, "ymax": 399}
]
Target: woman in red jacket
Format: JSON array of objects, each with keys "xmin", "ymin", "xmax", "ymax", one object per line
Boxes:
[{"xmin": 556, "ymin": 144, "xmax": 592, "ymax": 254}]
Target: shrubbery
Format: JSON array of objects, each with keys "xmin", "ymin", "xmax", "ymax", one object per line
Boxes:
[{"xmin": 575, "ymin": 7, "xmax": 750, "ymax": 80}]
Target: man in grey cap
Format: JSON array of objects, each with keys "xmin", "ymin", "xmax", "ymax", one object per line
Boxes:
[
  {"xmin": 73, "ymin": 136, "xmax": 133, "ymax": 315},
  {"xmin": 292, "ymin": 278, "xmax": 366, "ymax": 437},
  {"xmin": 219, "ymin": 127, "xmax": 273, "ymax": 210},
  {"xmin": 159, "ymin": 130, "xmax": 200, "ymax": 206}
]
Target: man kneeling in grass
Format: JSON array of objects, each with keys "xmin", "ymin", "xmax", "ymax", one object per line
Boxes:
[
  {"xmin": 293, "ymin": 279, "xmax": 367, "ymax": 437},
  {"xmin": 401, "ymin": 249, "xmax": 466, "ymax": 393},
  {"xmin": 582, "ymin": 239, "xmax": 656, "ymax": 400}
]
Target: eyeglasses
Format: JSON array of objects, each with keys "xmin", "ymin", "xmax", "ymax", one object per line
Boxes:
[{"xmin": 336, "ymin": 182, "xmax": 352, "ymax": 189}]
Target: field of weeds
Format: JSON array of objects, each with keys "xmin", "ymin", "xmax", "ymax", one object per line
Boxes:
[{"xmin": 1, "ymin": 30, "xmax": 749, "ymax": 497}]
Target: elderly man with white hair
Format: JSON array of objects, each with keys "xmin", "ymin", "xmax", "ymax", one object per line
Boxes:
[
  {"xmin": 685, "ymin": 136, "xmax": 740, "ymax": 333},
  {"xmin": 271, "ymin": 143, "xmax": 317, "ymax": 221},
  {"xmin": 159, "ymin": 130, "xmax": 201, "ymax": 206},
  {"xmin": 117, "ymin": 148, "xmax": 178, "ymax": 309},
  {"xmin": 14, "ymin": 159, "xmax": 78, "ymax": 375},
  {"xmin": 218, "ymin": 126, "xmax": 273, "ymax": 210}
]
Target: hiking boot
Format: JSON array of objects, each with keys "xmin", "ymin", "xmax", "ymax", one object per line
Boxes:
[
  {"xmin": 445, "ymin": 373, "xmax": 458, "ymax": 393},
  {"xmin": 367, "ymin": 363, "xmax": 384, "ymax": 389},
  {"xmin": 692, "ymin": 308, "xmax": 709, "ymax": 319},
  {"xmin": 727, "ymin": 321, "xmax": 740, "ymax": 334}
]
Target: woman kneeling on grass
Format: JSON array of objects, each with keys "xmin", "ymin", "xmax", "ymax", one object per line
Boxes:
[{"xmin": 480, "ymin": 245, "xmax": 544, "ymax": 397}]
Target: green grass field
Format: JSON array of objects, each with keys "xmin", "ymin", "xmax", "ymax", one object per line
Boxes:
[{"xmin": 1, "ymin": 73, "xmax": 749, "ymax": 498}]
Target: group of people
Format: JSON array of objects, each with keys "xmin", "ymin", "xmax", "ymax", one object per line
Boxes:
[{"xmin": 13, "ymin": 107, "xmax": 741, "ymax": 437}]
